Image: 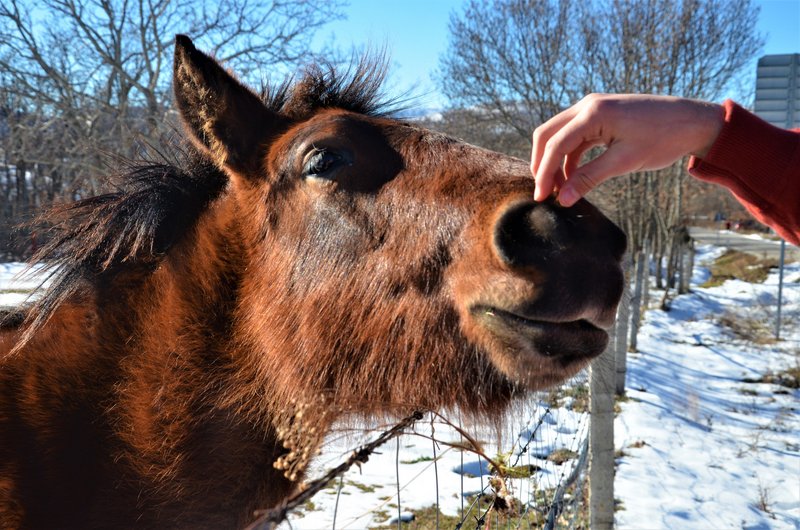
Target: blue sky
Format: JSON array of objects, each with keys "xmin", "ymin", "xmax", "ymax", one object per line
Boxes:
[{"xmin": 313, "ymin": 0, "xmax": 800, "ymax": 109}]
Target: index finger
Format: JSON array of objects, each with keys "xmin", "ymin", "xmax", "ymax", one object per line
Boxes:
[
  {"xmin": 531, "ymin": 107, "xmax": 580, "ymax": 201},
  {"xmin": 531, "ymin": 105, "xmax": 579, "ymax": 176},
  {"xmin": 533, "ymin": 109, "xmax": 599, "ymax": 202}
]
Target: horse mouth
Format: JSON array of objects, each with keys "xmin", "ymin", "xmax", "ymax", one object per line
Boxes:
[{"xmin": 470, "ymin": 305, "xmax": 609, "ymax": 386}]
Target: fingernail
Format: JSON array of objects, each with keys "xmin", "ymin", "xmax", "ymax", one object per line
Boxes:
[{"xmin": 558, "ymin": 188, "xmax": 578, "ymax": 207}]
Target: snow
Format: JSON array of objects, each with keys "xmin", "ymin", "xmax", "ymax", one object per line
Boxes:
[
  {"xmin": 615, "ymin": 246, "xmax": 800, "ymax": 529},
  {"xmin": 0, "ymin": 165, "xmax": 41, "ymax": 190},
  {"xmin": 277, "ymin": 243, "xmax": 799, "ymax": 528},
  {"xmin": 0, "ymin": 262, "xmax": 48, "ymax": 307},
  {"xmin": 282, "ymin": 398, "xmax": 591, "ymax": 529},
  {"xmin": 1, "ymin": 241, "xmax": 798, "ymax": 528}
]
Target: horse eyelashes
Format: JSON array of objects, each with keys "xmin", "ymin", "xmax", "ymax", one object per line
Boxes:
[{"xmin": 303, "ymin": 149, "xmax": 343, "ymax": 178}]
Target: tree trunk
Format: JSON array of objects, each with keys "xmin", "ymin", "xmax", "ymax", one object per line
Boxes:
[{"xmin": 15, "ymin": 159, "xmax": 28, "ymax": 218}]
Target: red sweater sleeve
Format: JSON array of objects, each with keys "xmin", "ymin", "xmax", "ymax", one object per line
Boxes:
[{"xmin": 688, "ymin": 99, "xmax": 800, "ymax": 245}]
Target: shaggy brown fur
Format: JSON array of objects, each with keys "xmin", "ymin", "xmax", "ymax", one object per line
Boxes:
[{"xmin": 0, "ymin": 36, "xmax": 626, "ymax": 529}]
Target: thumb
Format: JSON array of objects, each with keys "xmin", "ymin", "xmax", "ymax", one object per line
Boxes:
[{"xmin": 557, "ymin": 145, "xmax": 639, "ymax": 207}]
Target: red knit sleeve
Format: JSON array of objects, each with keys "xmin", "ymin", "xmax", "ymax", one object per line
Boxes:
[{"xmin": 688, "ymin": 99, "xmax": 800, "ymax": 245}]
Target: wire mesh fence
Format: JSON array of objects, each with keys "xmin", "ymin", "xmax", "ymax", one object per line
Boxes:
[
  {"xmin": 0, "ymin": 262, "xmax": 603, "ymax": 530},
  {"xmin": 255, "ymin": 371, "xmax": 592, "ymax": 530}
]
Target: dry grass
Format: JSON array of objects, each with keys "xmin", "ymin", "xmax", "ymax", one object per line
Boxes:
[
  {"xmin": 546, "ymin": 382, "xmax": 589, "ymax": 413},
  {"xmin": 701, "ymin": 250, "xmax": 778, "ymax": 288},
  {"xmin": 369, "ymin": 484, "xmax": 589, "ymax": 529},
  {"xmin": 716, "ymin": 311, "xmax": 777, "ymax": 345},
  {"xmin": 742, "ymin": 365, "xmax": 800, "ymax": 389}
]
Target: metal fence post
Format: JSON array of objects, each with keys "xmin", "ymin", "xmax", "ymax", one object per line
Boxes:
[{"xmin": 776, "ymin": 239, "xmax": 785, "ymax": 339}]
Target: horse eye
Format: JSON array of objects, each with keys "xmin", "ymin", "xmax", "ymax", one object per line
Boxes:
[{"xmin": 303, "ymin": 149, "xmax": 342, "ymax": 178}]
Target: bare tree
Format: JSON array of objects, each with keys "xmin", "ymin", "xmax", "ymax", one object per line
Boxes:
[
  {"xmin": 0, "ymin": 0, "xmax": 344, "ymax": 258},
  {"xmin": 436, "ymin": 0, "xmax": 580, "ymax": 151},
  {"xmin": 419, "ymin": 107, "xmax": 532, "ymax": 159},
  {"xmin": 436, "ymin": 0, "xmax": 763, "ymax": 341},
  {"xmin": 578, "ymin": 0, "xmax": 763, "ymax": 300}
]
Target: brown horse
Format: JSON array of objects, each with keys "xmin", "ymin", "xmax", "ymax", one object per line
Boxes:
[{"xmin": 0, "ymin": 36, "xmax": 625, "ymax": 529}]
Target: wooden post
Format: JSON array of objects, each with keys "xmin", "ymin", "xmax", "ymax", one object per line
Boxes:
[
  {"xmin": 642, "ymin": 240, "xmax": 650, "ymax": 312},
  {"xmin": 678, "ymin": 229, "xmax": 692, "ymax": 294},
  {"xmin": 590, "ymin": 337, "xmax": 616, "ymax": 529},
  {"xmin": 678, "ymin": 239, "xmax": 690, "ymax": 294},
  {"xmin": 677, "ymin": 238, "xmax": 686, "ymax": 294},
  {"xmin": 629, "ymin": 250, "xmax": 647, "ymax": 352},
  {"xmin": 614, "ymin": 256, "xmax": 632, "ymax": 395}
]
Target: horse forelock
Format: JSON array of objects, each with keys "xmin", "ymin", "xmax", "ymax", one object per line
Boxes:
[{"xmin": 262, "ymin": 55, "xmax": 404, "ymax": 121}]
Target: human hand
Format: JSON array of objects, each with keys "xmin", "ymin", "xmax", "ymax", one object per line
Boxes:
[{"xmin": 530, "ymin": 94, "xmax": 725, "ymax": 206}]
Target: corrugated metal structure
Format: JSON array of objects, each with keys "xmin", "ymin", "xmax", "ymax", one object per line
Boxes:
[
  {"xmin": 754, "ymin": 54, "xmax": 800, "ymax": 128},
  {"xmin": 753, "ymin": 53, "xmax": 799, "ymax": 340}
]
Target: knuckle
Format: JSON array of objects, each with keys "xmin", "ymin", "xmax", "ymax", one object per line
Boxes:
[
  {"xmin": 542, "ymin": 140, "xmax": 562, "ymax": 158},
  {"xmin": 584, "ymin": 94, "xmax": 613, "ymax": 115},
  {"xmin": 545, "ymin": 130, "xmax": 570, "ymax": 153},
  {"xmin": 573, "ymin": 172, "xmax": 596, "ymax": 194},
  {"xmin": 581, "ymin": 93, "xmax": 604, "ymax": 108},
  {"xmin": 533, "ymin": 120, "xmax": 558, "ymax": 144}
]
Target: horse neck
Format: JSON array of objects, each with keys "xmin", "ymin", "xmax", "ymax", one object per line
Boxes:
[
  {"xmin": 111, "ymin": 196, "xmax": 263, "ymax": 440},
  {"xmin": 128, "ymin": 196, "xmax": 245, "ymax": 392},
  {"xmin": 109, "ymin": 196, "xmax": 302, "ymax": 504}
]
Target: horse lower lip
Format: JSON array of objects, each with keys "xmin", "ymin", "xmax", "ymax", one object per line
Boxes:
[{"xmin": 474, "ymin": 306, "xmax": 608, "ymax": 359}]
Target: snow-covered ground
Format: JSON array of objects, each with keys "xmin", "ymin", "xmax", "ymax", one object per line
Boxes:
[
  {"xmin": 286, "ymin": 244, "xmax": 800, "ymax": 529},
  {"xmin": 0, "ymin": 262, "xmax": 48, "ymax": 307},
  {"xmin": 283, "ymin": 400, "xmax": 590, "ymax": 529},
  {"xmin": 1, "ymin": 243, "xmax": 798, "ymax": 529},
  {"xmin": 615, "ymin": 246, "xmax": 800, "ymax": 529}
]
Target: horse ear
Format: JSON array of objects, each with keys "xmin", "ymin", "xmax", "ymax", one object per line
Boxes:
[{"xmin": 173, "ymin": 35, "xmax": 277, "ymax": 176}]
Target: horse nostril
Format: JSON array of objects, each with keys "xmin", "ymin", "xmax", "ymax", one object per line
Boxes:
[
  {"xmin": 493, "ymin": 201, "xmax": 559, "ymax": 268},
  {"xmin": 492, "ymin": 198, "xmax": 627, "ymax": 269},
  {"xmin": 563, "ymin": 199, "xmax": 627, "ymax": 260}
]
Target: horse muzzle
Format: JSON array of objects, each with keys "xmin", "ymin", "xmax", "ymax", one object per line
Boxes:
[{"xmin": 455, "ymin": 196, "xmax": 626, "ymax": 389}]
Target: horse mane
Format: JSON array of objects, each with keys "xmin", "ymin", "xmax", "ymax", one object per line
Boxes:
[
  {"xmin": 12, "ymin": 56, "xmax": 400, "ymax": 342},
  {"xmin": 18, "ymin": 146, "xmax": 226, "ymax": 339}
]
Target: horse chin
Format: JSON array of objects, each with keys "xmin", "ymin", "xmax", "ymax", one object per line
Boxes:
[{"xmin": 469, "ymin": 306, "xmax": 608, "ymax": 390}]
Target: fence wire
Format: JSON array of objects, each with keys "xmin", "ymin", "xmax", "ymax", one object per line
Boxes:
[{"xmin": 261, "ymin": 371, "xmax": 592, "ymax": 530}]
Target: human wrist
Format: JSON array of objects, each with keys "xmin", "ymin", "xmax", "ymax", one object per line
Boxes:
[{"xmin": 689, "ymin": 100, "xmax": 725, "ymax": 159}]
